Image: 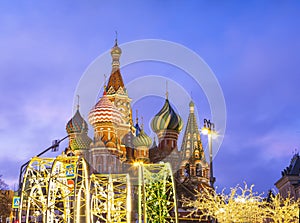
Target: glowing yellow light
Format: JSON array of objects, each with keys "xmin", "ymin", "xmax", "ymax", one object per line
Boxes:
[
  {"xmin": 201, "ymin": 127, "xmax": 209, "ymax": 135},
  {"xmin": 182, "ymin": 183, "xmax": 300, "ymax": 223},
  {"xmin": 133, "ymin": 162, "xmax": 140, "ymax": 167},
  {"xmin": 212, "ymin": 131, "xmax": 218, "ymax": 139},
  {"xmin": 133, "ymin": 161, "xmax": 143, "ymax": 167}
]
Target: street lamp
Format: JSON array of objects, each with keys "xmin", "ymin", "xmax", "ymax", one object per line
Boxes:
[{"xmin": 202, "ymin": 119, "xmax": 216, "ymax": 189}]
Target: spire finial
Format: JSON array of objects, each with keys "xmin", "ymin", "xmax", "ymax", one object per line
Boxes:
[
  {"xmin": 141, "ymin": 116, "xmax": 144, "ymax": 130},
  {"xmin": 115, "ymin": 31, "xmax": 118, "ymax": 46},
  {"xmin": 76, "ymin": 95, "xmax": 80, "ymax": 110},
  {"xmin": 166, "ymin": 81, "xmax": 169, "ymax": 99},
  {"xmin": 110, "ymin": 32, "xmax": 121, "ymax": 72}
]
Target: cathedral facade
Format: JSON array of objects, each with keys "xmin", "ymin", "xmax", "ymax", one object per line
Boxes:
[
  {"xmin": 65, "ymin": 39, "xmax": 212, "ymax": 203},
  {"xmin": 275, "ymin": 153, "xmax": 300, "ymax": 200}
]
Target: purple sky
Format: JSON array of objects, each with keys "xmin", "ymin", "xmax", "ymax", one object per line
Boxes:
[{"xmin": 0, "ymin": 1, "xmax": 300, "ymax": 194}]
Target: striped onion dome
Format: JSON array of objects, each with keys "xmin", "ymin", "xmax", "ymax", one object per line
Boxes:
[
  {"xmin": 151, "ymin": 99, "xmax": 183, "ymax": 132},
  {"xmin": 133, "ymin": 130, "xmax": 152, "ymax": 148},
  {"xmin": 88, "ymin": 92, "xmax": 122, "ymax": 126},
  {"xmin": 66, "ymin": 109, "xmax": 88, "ymax": 134}
]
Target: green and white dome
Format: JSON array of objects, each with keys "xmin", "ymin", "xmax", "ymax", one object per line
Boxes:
[
  {"xmin": 133, "ymin": 130, "xmax": 152, "ymax": 147},
  {"xmin": 151, "ymin": 99, "xmax": 183, "ymax": 132}
]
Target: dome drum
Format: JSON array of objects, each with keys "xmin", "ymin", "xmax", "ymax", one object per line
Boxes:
[{"xmin": 155, "ymin": 130, "xmax": 180, "ymax": 141}]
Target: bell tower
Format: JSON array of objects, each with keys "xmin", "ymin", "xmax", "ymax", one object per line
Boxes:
[{"xmin": 105, "ymin": 37, "xmax": 134, "ymax": 140}]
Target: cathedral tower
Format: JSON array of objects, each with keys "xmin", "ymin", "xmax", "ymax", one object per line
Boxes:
[
  {"xmin": 133, "ymin": 129, "xmax": 152, "ymax": 163},
  {"xmin": 150, "ymin": 96, "xmax": 183, "ymax": 163},
  {"xmin": 179, "ymin": 101, "xmax": 209, "ymax": 189},
  {"xmin": 105, "ymin": 38, "xmax": 134, "ymax": 140},
  {"xmin": 88, "ymin": 91, "xmax": 124, "ymax": 173}
]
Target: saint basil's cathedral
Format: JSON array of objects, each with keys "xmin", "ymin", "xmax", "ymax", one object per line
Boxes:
[{"xmin": 65, "ymin": 38, "xmax": 212, "ymax": 208}]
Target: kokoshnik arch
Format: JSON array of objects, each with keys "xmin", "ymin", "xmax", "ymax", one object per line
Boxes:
[{"xmin": 18, "ymin": 38, "xmax": 214, "ymax": 223}]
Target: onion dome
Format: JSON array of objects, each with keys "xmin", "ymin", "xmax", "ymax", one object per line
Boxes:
[
  {"xmin": 133, "ymin": 130, "xmax": 152, "ymax": 148},
  {"xmin": 88, "ymin": 92, "xmax": 122, "ymax": 126},
  {"xmin": 189, "ymin": 100, "xmax": 195, "ymax": 113},
  {"xmin": 151, "ymin": 99, "xmax": 183, "ymax": 132},
  {"xmin": 70, "ymin": 134, "xmax": 92, "ymax": 150},
  {"xmin": 189, "ymin": 100, "xmax": 194, "ymax": 107},
  {"xmin": 110, "ymin": 38, "xmax": 122, "ymax": 71},
  {"xmin": 110, "ymin": 39, "xmax": 122, "ymax": 55},
  {"xmin": 66, "ymin": 109, "xmax": 88, "ymax": 134}
]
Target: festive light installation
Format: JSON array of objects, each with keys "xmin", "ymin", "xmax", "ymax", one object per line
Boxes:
[
  {"xmin": 138, "ymin": 162, "xmax": 178, "ymax": 223},
  {"xmin": 19, "ymin": 157, "xmax": 178, "ymax": 223},
  {"xmin": 181, "ymin": 183, "xmax": 300, "ymax": 223},
  {"xmin": 19, "ymin": 157, "xmax": 55, "ymax": 223},
  {"xmin": 19, "ymin": 156, "xmax": 90, "ymax": 223},
  {"xmin": 264, "ymin": 193, "xmax": 299, "ymax": 223},
  {"xmin": 47, "ymin": 156, "xmax": 90, "ymax": 223},
  {"xmin": 90, "ymin": 174, "xmax": 131, "ymax": 223}
]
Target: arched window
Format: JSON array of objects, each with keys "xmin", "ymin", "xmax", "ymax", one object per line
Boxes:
[
  {"xmin": 184, "ymin": 163, "xmax": 190, "ymax": 177},
  {"xmin": 196, "ymin": 163, "xmax": 202, "ymax": 177},
  {"xmin": 186, "ymin": 150, "xmax": 190, "ymax": 158},
  {"xmin": 194, "ymin": 141, "xmax": 197, "ymax": 148},
  {"xmin": 195, "ymin": 150, "xmax": 199, "ymax": 158}
]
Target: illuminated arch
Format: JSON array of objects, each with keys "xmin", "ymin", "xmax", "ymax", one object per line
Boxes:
[
  {"xmin": 19, "ymin": 157, "xmax": 178, "ymax": 223},
  {"xmin": 90, "ymin": 174, "xmax": 131, "ymax": 223},
  {"xmin": 46, "ymin": 156, "xmax": 90, "ymax": 223},
  {"xmin": 138, "ymin": 162, "xmax": 178, "ymax": 223},
  {"xmin": 19, "ymin": 157, "xmax": 54, "ymax": 223}
]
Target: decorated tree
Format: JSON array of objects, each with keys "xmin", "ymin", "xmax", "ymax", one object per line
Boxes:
[
  {"xmin": 182, "ymin": 183, "xmax": 266, "ymax": 222},
  {"xmin": 182, "ymin": 183, "xmax": 299, "ymax": 223},
  {"xmin": 264, "ymin": 193, "xmax": 299, "ymax": 223},
  {"xmin": 0, "ymin": 175, "xmax": 11, "ymax": 220},
  {"xmin": 0, "ymin": 175, "xmax": 8, "ymax": 190}
]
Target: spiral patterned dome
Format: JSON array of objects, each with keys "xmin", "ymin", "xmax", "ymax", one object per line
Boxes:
[
  {"xmin": 88, "ymin": 92, "xmax": 122, "ymax": 126},
  {"xmin": 133, "ymin": 130, "xmax": 152, "ymax": 148},
  {"xmin": 66, "ymin": 109, "xmax": 88, "ymax": 134},
  {"xmin": 151, "ymin": 99, "xmax": 183, "ymax": 132}
]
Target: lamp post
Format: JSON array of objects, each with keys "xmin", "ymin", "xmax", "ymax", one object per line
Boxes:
[{"xmin": 202, "ymin": 119, "xmax": 216, "ymax": 189}]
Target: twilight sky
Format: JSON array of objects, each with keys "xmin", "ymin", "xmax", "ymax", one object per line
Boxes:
[{"xmin": 0, "ymin": 1, "xmax": 300, "ymax": 194}]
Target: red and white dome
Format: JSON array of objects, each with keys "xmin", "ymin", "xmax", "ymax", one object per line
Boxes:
[{"xmin": 88, "ymin": 92, "xmax": 122, "ymax": 126}]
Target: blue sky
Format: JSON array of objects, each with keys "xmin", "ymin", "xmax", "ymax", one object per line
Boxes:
[{"xmin": 0, "ymin": 1, "xmax": 300, "ymax": 193}]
